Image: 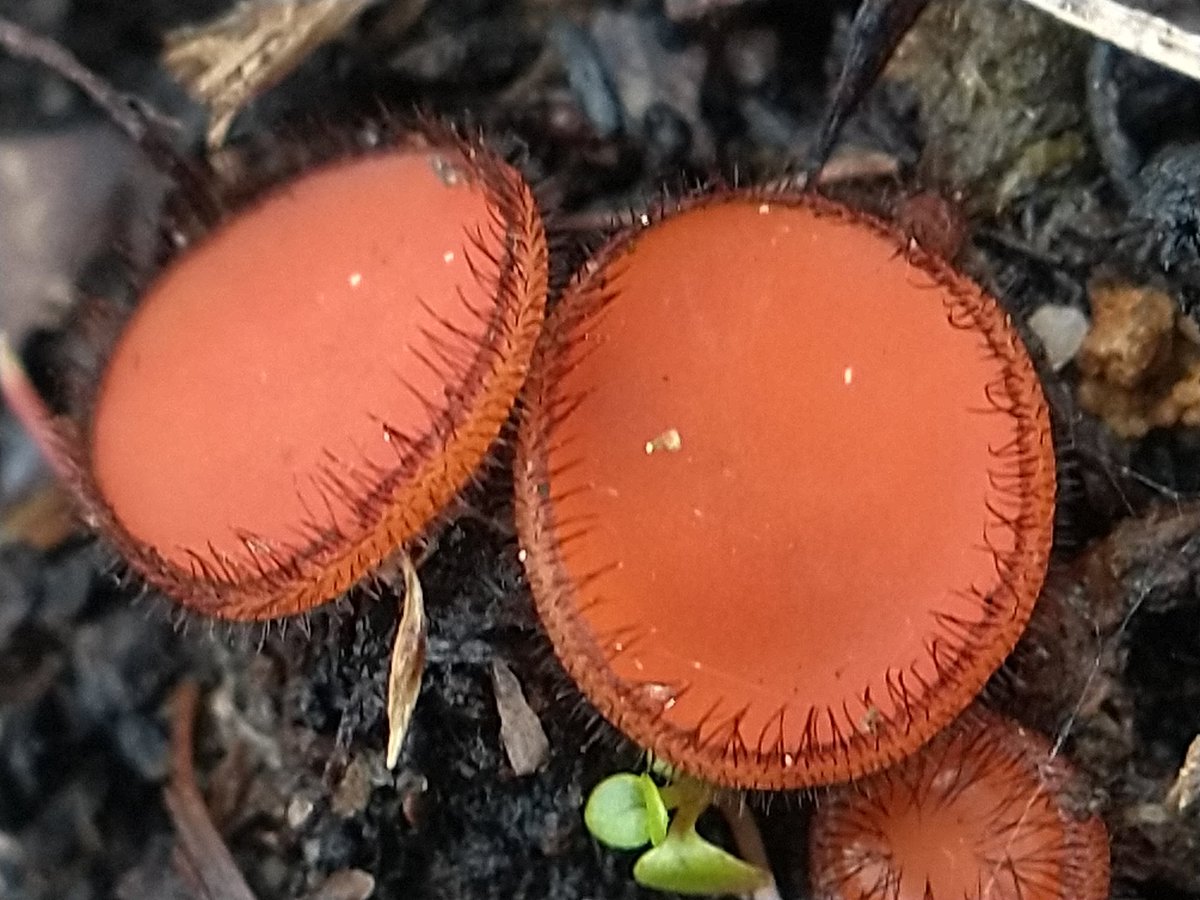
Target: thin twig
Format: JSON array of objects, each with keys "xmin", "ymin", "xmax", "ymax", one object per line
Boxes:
[
  {"xmin": 164, "ymin": 681, "xmax": 258, "ymax": 900},
  {"xmin": 0, "ymin": 17, "xmax": 180, "ymax": 142},
  {"xmin": 0, "ymin": 16, "xmax": 214, "ymax": 218},
  {"xmin": 713, "ymin": 795, "xmax": 784, "ymax": 900}
]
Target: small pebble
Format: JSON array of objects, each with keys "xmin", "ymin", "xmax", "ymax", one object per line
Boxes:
[
  {"xmin": 303, "ymin": 869, "xmax": 376, "ymax": 900},
  {"xmin": 1028, "ymin": 303, "xmax": 1090, "ymax": 371},
  {"xmin": 287, "ymin": 796, "xmax": 316, "ymax": 830},
  {"xmin": 330, "ymin": 757, "xmax": 372, "ymax": 818}
]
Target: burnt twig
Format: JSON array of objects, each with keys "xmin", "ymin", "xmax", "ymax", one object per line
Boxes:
[{"xmin": 803, "ymin": 0, "xmax": 931, "ymax": 183}]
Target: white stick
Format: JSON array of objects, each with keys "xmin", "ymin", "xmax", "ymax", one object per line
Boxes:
[
  {"xmin": 713, "ymin": 795, "xmax": 784, "ymax": 900},
  {"xmin": 1016, "ymin": 0, "xmax": 1200, "ymax": 82}
]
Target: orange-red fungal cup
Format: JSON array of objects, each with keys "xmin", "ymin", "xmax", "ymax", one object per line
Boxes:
[
  {"xmin": 82, "ymin": 134, "xmax": 547, "ymax": 620},
  {"xmin": 809, "ymin": 708, "xmax": 1110, "ymax": 900},
  {"xmin": 515, "ymin": 190, "xmax": 1056, "ymax": 789}
]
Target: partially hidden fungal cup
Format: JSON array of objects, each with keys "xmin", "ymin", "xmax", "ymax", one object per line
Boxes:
[
  {"xmin": 71, "ymin": 127, "xmax": 547, "ymax": 620},
  {"xmin": 809, "ymin": 706, "xmax": 1110, "ymax": 900},
  {"xmin": 514, "ymin": 189, "xmax": 1056, "ymax": 790}
]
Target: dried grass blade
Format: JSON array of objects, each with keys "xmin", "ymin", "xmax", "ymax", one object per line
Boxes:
[
  {"xmin": 491, "ymin": 659, "xmax": 550, "ymax": 776},
  {"xmin": 386, "ymin": 552, "xmax": 427, "ymax": 769},
  {"xmin": 163, "ymin": 0, "xmax": 373, "ymax": 148},
  {"xmin": 1018, "ymin": 0, "xmax": 1200, "ymax": 82}
]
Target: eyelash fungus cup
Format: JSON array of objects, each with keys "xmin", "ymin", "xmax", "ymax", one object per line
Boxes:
[{"xmin": 515, "ymin": 188, "xmax": 1055, "ymax": 790}]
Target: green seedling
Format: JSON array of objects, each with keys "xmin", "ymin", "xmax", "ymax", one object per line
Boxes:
[{"xmin": 584, "ymin": 771, "xmax": 770, "ymax": 896}]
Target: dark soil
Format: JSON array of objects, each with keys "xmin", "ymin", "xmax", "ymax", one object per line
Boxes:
[{"xmin": 2, "ymin": 1, "xmax": 1200, "ymax": 898}]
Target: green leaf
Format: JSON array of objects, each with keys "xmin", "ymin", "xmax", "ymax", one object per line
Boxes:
[
  {"xmin": 638, "ymin": 774, "xmax": 669, "ymax": 846},
  {"xmin": 584, "ymin": 773, "xmax": 668, "ymax": 850},
  {"xmin": 633, "ymin": 830, "xmax": 771, "ymax": 896}
]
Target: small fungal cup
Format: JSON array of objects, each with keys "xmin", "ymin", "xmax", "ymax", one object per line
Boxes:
[
  {"xmin": 80, "ymin": 131, "xmax": 547, "ymax": 620},
  {"xmin": 515, "ymin": 190, "xmax": 1056, "ymax": 789},
  {"xmin": 809, "ymin": 707, "xmax": 1110, "ymax": 899}
]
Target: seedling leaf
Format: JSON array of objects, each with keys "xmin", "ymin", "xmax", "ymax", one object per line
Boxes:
[
  {"xmin": 584, "ymin": 773, "xmax": 668, "ymax": 849},
  {"xmin": 633, "ymin": 829, "xmax": 771, "ymax": 896},
  {"xmin": 640, "ymin": 774, "xmax": 670, "ymax": 845}
]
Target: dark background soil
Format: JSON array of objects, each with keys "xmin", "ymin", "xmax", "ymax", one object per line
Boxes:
[{"xmin": 2, "ymin": 0, "xmax": 1200, "ymax": 898}]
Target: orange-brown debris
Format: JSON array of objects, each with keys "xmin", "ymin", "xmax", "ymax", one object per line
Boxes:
[
  {"xmin": 515, "ymin": 190, "xmax": 1055, "ymax": 789},
  {"xmin": 1076, "ymin": 279, "xmax": 1200, "ymax": 438},
  {"xmin": 85, "ymin": 137, "xmax": 547, "ymax": 620},
  {"xmin": 809, "ymin": 708, "xmax": 1110, "ymax": 900}
]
